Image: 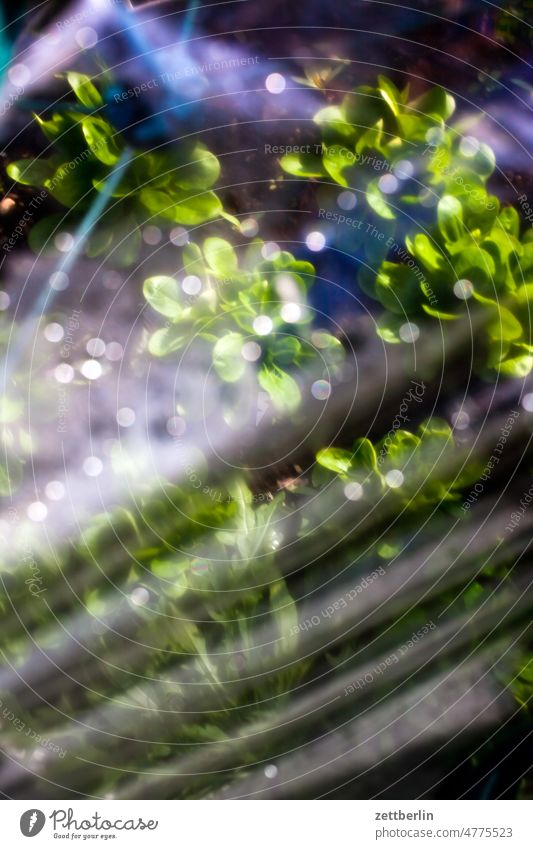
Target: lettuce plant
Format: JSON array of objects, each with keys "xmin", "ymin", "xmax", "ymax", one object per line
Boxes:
[
  {"xmin": 361, "ymin": 194, "xmax": 533, "ymax": 376},
  {"xmin": 1, "ymin": 66, "xmax": 531, "ymax": 799},
  {"xmin": 280, "ymin": 74, "xmax": 532, "ymax": 376},
  {"xmin": 313, "ymin": 417, "xmax": 474, "ymax": 510},
  {"xmin": 280, "ymin": 76, "xmax": 466, "ymax": 221},
  {"xmin": 143, "ymin": 237, "xmax": 344, "ymax": 416},
  {"xmin": 7, "ymin": 73, "xmax": 224, "ymax": 266}
]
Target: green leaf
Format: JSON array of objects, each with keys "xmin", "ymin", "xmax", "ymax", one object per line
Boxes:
[
  {"xmin": 465, "ymin": 142, "xmax": 496, "ymax": 178},
  {"xmin": 422, "ymin": 304, "xmax": 459, "ymax": 320},
  {"xmin": 289, "ymin": 260, "xmax": 316, "ymax": 283},
  {"xmin": 484, "ymin": 231, "xmax": 521, "ymax": 280},
  {"xmin": 271, "ymin": 336, "xmax": 301, "ymax": 366},
  {"xmin": 212, "ymin": 333, "xmax": 246, "ymax": 382},
  {"xmin": 381, "ymin": 429, "xmax": 419, "ymax": 468},
  {"xmin": 378, "ymin": 75, "xmax": 401, "ymax": 117},
  {"xmin": 322, "ymin": 145, "xmax": 352, "ymax": 186},
  {"xmin": 81, "ymin": 117, "xmax": 122, "ymax": 165},
  {"xmin": 34, "ymin": 112, "xmax": 77, "ymax": 145},
  {"xmin": 498, "ymin": 354, "xmax": 533, "ymax": 377},
  {"xmin": 498, "ymin": 206, "xmax": 520, "ymax": 237},
  {"xmin": 352, "ymin": 437, "xmax": 378, "ymax": 472},
  {"xmin": 315, "ymin": 332, "xmax": 345, "ymax": 367},
  {"xmin": 7, "ymin": 159, "xmax": 53, "ymax": 186},
  {"xmin": 203, "ymin": 238, "xmax": 238, "ymax": 276},
  {"xmin": 236, "ymin": 489, "xmax": 285, "ymax": 562},
  {"xmin": 367, "ymin": 181, "xmax": 395, "ymax": 219},
  {"xmin": 182, "ymin": 243, "xmax": 204, "ymax": 277},
  {"xmin": 343, "ymin": 86, "xmax": 389, "ymax": 130},
  {"xmin": 417, "ymin": 418, "xmax": 454, "ymax": 470},
  {"xmin": 316, "ymin": 447, "xmax": 353, "ymax": 476},
  {"xmin": 376, "ymin": 313, "xmax": 403, "ymax": 343},
  {"xmin": 280, "ymin": 152, "xmax": 326, "ymax": 178},
  {"xmin": 174, "ymin": 143, "xmax": 220, "ymax": 190},
  {"xmin": 0, "ymin": 442, "xmax": 23, "ymax": 495},
  {"xmin": 410, "ymin": 233, "xmax": 445, "ymax": 273},
  {"xmin": 438, "ymin": 195, "xmax": 464, "ymax": 242},
  {"xmin": 66, "ymin": 72, "xmax": 103, "ymax": 109},
  {"xmin": 46, "ymin": 157, "xmax": 99, "ymax": 207},
  {"xmin": 143, "ymin": 275, "xmax": 182, "ymax": 319},
  {"xmin": 27, "ymin": 213, "xmax": 64, "ymax": 255},
  {"xmin": 375, "ymin": 262, "xmax": 422, "ymax": 314},
  {"xmin": 148, "ymin": 326, "xmax": 190, "ymax": 356},
  {"xmin": 313, "ymin": 105, "xmax": 355, "ymax": 142},
  {"xmin": 489, "ymin": 308, "xmax": 523, "ymax": 342},
  {"xmin": 258, "ymin": 365, "xmax": 301, "ymax": 413},
  {"xmin": 139, "ymin": 188, "xmax": 173, "ymax": 216},
  {"xmin": 454, "ymin": 244, "xmax": 496, "ymax": 283},
  {"xmin": 414, "ymin": 86, "xmax": 455, "ymax": 121},
  {"xmin": 111, "ymin": 217, "xmax": 141, "ymax": 267},
  {"xmin": 86, "ymin": 225, "xmax": 113, "ymax": 257},
  {"xmin": 92, "ymin": 168, "xmax": 137, "ymax": 198},
  {"xmin": 172, "ymin": 191, "xmax": 222, "ymax": 225},
  {"xmin": 515, "ymin": 283, "xmax": 533, "ymax": 313},
  {"xmin": 355, "ymin": 120, "xmax": 384, "ymax": 155},
  {"xmin": 253, "ymin": 495, "xmax": 285, "ymax": 556}
]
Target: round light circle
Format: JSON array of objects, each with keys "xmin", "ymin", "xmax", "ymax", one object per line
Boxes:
[
  {"xmin": 253, "ymin": 315, "xmax": 273, "ymax": 336},
  {"xmin": 240, "ymin": 218, "xmax": 259, "ymax": 237},
  {"xmin": 105, "ymin": 342, "xmax": 124, "ymax": 362},
  {"xmin": 83, "ymin": 456, "xmax": 103, "ymax": 477},
  {"xmin": 344, "ymin": 482, "xmax": 363, "ymax": 501},
  {"xmin": 45, "ymin": 481, "xmax": 65, "ymax": 501},
  {"xmin": 454, "ymin": 279, "xmax": 474, "ymax": 300},
  {"xmin": 305, "ymin": 231, "xmax": 326, "ymax": 252},
  {"xmin": 241, "ymin": 341, "xmax": 262, "ymax": 362},
  {"xmin": 54, "ymin": 363, "xmax": 74, "ymax": 383},
  {"xmin": 399, "ymin": 322, "xmax": 420, "ymax": 343},
  {"xmin": 337, "ymin": 191, "xmax": 357, "ymax": 210},
  {"xmin": 76, "ymin": 27, "xmax": 98, "ymax": 49},
  {"xmin": 311, "ymin": 379, "xmax": 331, "ymax": 401},
  {"xmin": 281, "ymin": 302, "xmax": 302, "ymax": 323},
  {"xmin": 49, "ymin": 271, "xmax": 69, "ymax": 291},
  {"xmin": 265, "ymin": 73, "xmax": 286, "ymax": 94},
  {"xmin": 117, "ymin": 407, "xmax": 136, "ymax": 427},
  {"xmin": 385, "ymin": 469, "xmax": 404, "ymax": 488},
  {"xmin": 44, "ymin": 323, "xmax": 64, "ymax": 343},
  {"xmin": 170, "ymin": 227, "xmax": 189, "ymax": 246},
  {"xmin": 182, "ymin": 275, "xmax": 202, "ymax": 295},
  {"xmin": 86, "ymin": 337, "xmax": 106, "ymax": 358},
  {"xmin": 81, "ymin": 359, "xmax": 102, "ymax": 380},
  {"xmin": 54, "ymin": 233, "xmax": 74, "ymax": 253},
  {"xmin": 27, "ymin": 501, "xmax": 47, "ymax": 522},
  {"xmin": 379, "ymin": 174, "xmax": 399, "ymax": 194}
]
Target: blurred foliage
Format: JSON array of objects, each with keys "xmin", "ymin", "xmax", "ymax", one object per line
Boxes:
[
  {"xmin": 493, "ymin": 1, "xmax": 533, "ymax": 45},
  {"xmin": 283, "ymin": 75, "xmax": 533, "ymax": 376},
  {"xmin": 0, "ymin": 69, "xmax": 531, "ymax": 798},
  {"xmin": 364, "ymin": 197, "xmax": 533, "ymax": 376},
  {"xmin": 281, "ymin": 75, "xmax": 458, "ymax": 223},
  {"xmin": 7, "ymin": 72, "xmax": 225, "ymax": 266},
  {"xmin": 314, "ymin": 417, "xmax": 474, "ymax": 500},
  {"xmin": 143, "ymin": 237, "xmax": 344, "ymax": 417}
]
